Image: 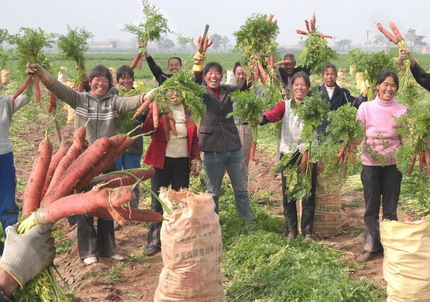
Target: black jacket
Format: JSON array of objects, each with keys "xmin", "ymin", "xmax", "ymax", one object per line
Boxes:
[
  {"xmin": 410, "ymin": 62, "xmax": 430, "ymax": 92},
  {"xmin": 278, "ymin": 66, "xmax": 311, "ymax": 88},
  {"xmin": 317, "ymin": 84, "xmax": 366, "ymax": 133},
  {"xmin": 146, "ymin": 56, "xmax": 172, "ymax": 85}
]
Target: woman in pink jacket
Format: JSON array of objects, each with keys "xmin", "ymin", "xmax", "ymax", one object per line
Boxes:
[{"xmin": 356, "ymin": 70, "xmax": 407, "ymax": 262}]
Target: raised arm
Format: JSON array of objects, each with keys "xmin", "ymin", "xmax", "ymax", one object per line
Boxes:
[{"xmin": 144, "ymin": 50, "xmax": 165, "ymax": 85}]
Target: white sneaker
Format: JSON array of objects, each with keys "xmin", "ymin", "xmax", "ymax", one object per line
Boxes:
[
  {"xmin": 111, "ymin": 254, "xmax": 125, "ymax": 261},
  {"xmin": 83, "ymin": 257, "xmax": 98, "ymax": 265}
]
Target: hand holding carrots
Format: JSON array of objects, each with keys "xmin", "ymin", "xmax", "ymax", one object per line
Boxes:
[
  {"xmin": 196, "ymin": 36, "xmax": 214, "ymax": 55},
  {"xmin": 0, "ymin": 223, "xmax": 55, "ymax": 288}
]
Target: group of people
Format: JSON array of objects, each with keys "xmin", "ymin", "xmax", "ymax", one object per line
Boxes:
[{"xmin": 1, "ymin": 40, "xmax": 430, "ymax": 299}]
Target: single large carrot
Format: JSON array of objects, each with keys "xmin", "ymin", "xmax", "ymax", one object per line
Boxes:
[
  {"xmin": 45, "ymin": 127, "xmax": 87, "ymax": 196},
  {"xmin": 320, "ymin": 34, "xmax": 333, "ymax": 39},
  {"xmin": 42, "ymin": 137, "xmax": 111, "ymax": 205},
  {"xmin": 250, "ymin": 141, "xmax": 259, "ymax": 165},
  {"xmin": 300, "ymin": 150, "xmax": 309, "ymax": 174},
  {"xmin": 160, "ymin": 115, "xmax": 170, "ymax": 141},
  {"xmin": 376, "ymin": 23, "xmax": 398, "ymax": 44},
  {"xmin": 130, "ymin": 53, "xmax": 143, "ymax": 70},
  {"xmin": 132, "ymin": 96, "xmax": 152, "ymax": 120},
  {"xmin": 425, "ymin": 150, "xmax": 430, "ymax": 175},
  {"xmin": 389, "ymin": 22, "xmax": 404, "ymax": 42},
  {"xmin": 34, "ymin": 187, "xmax": 135, "ymax": 224},
  {"xmin": 22, "ymin": 135, "xmax": 53, "ymax": 217},
  {"xmin": 166, "ymin": 111, "xmax": 177, "ymax": 136},
  {"xmin": 152, "ymin": 101, "xmax": 159, "ymax": 128},
  {"xmin": 41, "ymin": 139, "xmax": 73, "ymax": 198},
  {"xmin": 86, "ymin": 167, "xmax": 155, "ymax": 191},
  {"xmin": 305, "ymin": 20, "xmax": 311, "ymax": 32},
  {"xmin": 407, "ymin": 153, "xmax": 417, "ymax": 177},
  {"xmin": 419, "ymin": 151, "xmax": 426, "ymax": 169},
  {"xmin": 89, "ymin": 207, "xmax": 163, "ymax": 226},
  {"xmin": 257, "ymin": 63, "xmax": 267, "ymax": 86},
  {"xmin": 74, "ymin": 134, "xmax": 128, "ymax": 192},
  {"xmin": 312, "ymin": 13, "xmax": 316, "ymax": 31},
  {"xmin": 11, "ymin": 74, "xmax": 33, "ymax": 102},
  {"xmin": 48, "ymin": 92, "xmax": 57, "ymax": 113},
  {"xmin": 33, "ymin": 75, "xmax": 41, "ymax": 103},
  {"xmin": 296, "ymin": 30, "xmax": 308, "ymax": 36},
  {"xmin": 337, "ymin": 144, "xmax": 347, "ymax": 165},
  {"xmin": 267, "ymin": 14, "xmax": 274, "ymax": 22}
]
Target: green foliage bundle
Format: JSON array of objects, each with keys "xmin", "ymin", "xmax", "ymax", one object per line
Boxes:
[
  {"xmin": 233, "ymin": 14, "xmax": 279, "ymax": 60},
  {"xmin": 396, "ymin": 97, "xmax": 430, "ymax": 213},
  {"xmin": 317, "ymin": 104, "xmax": 365, "ymax": 178},
  {"xmin": 124, "ymin": 0, "xmax": 170, "ymax": 53},
  {"xmin": 151, "ymin": 69, "xmax": 206, "ymax": 122},
  {"xmin": 298, "ymin": 32, "xmax": 337, "ymax": 74},
  {"xmin": 349, "ymin": 49, "xmax": 395, "ymax": 99},
  {"xmin": 8, "ymin": 27, "xmax": 54, "ymax": 72},
  {"xmin": 294, "ymin": 88, "xmax": 330, "ymax": 142},
  {"xmin": 0, "ymin": 29, "xmax": 9, "ymax": 69},
  {"xmin": 56, "ymin": 25, "xmax": 93, "ymax": 83}
]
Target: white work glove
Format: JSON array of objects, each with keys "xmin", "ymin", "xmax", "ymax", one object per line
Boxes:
[
  {"xmin": 143, "ymin": 88, "xmax": 159, "ymax": 102},
  {"xmin": 0, "ymin": 224, "xmax": 55, "ymax": 287},
  {"xmin": 190, "ymin": 159, "xmax": 202, "ymax": 176},
  {"xmin": 26, "ymin": 63, "xmax": 55, "ymax": 86}
]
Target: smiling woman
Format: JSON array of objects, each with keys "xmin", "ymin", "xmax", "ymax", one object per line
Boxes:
[
  {"xmin": 25, "ymin": 62, "xmax": 147, "ymax": 265},
  {"xmin": 356, "ymin": 70, "xmax": 407, "ymax": 263}
]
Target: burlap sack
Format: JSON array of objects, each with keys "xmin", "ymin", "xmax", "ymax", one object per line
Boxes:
[
  {"xmin": 381, "ymin": 219, "xmax": 430, "ymax": 302},
  {"xmin": 313, "ymin": 163, "xmax": 342, "ymax": 238},
  {"xmin": 154, "ymin": 189, "xmax": 225, "ymax": 302},
  {"xmin": 1, "ymin": 69, "xmax": 10, "ymax": 86}
]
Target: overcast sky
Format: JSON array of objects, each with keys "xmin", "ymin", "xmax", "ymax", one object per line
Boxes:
[{"xmin": 1, "ymin": 0, "xmax": 429, "ymax": 47}]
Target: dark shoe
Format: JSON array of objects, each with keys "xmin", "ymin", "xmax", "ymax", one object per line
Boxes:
[
  {"xmin": 356, "ymin": 251, "xmax": 382, "ymax": 263},
  {"xmin": 144, "ymin": 246, "xmax": 160, "ymax": 256}
]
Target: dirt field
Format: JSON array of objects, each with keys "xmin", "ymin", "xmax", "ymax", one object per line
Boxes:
[{"xmin": 14, "ymin": 118, "xmax": 385, "ymax": 302}]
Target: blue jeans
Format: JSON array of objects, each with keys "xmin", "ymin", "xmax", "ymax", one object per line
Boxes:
[
  {"xmin": 203, "ymin": 147, "xmax": 254, "ymax": 220},
  {"xmin": 115, "ymin": 153, "xmax": 142, "ymax": 208},
  {"xmin": 0, "ymin": 152, "xmax": 19, "ymax": 234}
]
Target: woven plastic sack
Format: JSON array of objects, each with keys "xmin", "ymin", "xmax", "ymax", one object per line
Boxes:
[
  {"xmin": 153, "ymin": 189, "xmax": 225, "ymax": 302},
  {"xmin": 381, "ymin": 219, "xmax": 430, "ymax": 302}
]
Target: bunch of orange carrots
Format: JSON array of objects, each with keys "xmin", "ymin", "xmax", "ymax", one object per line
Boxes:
[
  {"xmin": 376, "ymin": 22, "xmax": 404, "ymax": 45},
  {"xmin": 336, "ymin": 141, "xmax": 357, "ymax": 178},
  {"xmin": 295, "ymin": 13, "xmax": 333, "ymax": 39},
  {"xmin": 407, "ymin": 150, "xmax": 430, "ymax": 177},
  {"xmin": 20, "ymin": 127, "xmax": 162, "ymax": 229}
]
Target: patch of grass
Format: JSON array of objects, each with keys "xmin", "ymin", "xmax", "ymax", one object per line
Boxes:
[
  {"xmin": 56, "ymin": 240, "xmax": 73, "ymax": 255},
  {"xmin": 342, "ymin": 174, "xmax": 363, "ymax": 192},
  {"xmin": 220, "ymin": 186, "xmax": 386, "ymax": 301},
  {"xmin": 83, "ymin": 263, "xmax": 125, "ymax": 282},
  {"xmin": 350, "ymin": 198, "xmax": 363, "ymax": 208}
]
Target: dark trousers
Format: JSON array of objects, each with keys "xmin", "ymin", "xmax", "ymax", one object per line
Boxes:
[
  {"xmin": 77, "ymin": 165, "xmax": 116, "ymax": 258},
  {"xmin": 361, "ymin": 164, "xmax": 402, "ymax": 252},
  {"xmin": 147, "ymin": 157, "xmax": 189, "ymax": 249},
  {"xmin": 0, "ymin": 152, "xmax": 19, "ymax": 235},
  {"xmin": 281, "ymin": 152, "xmax": 317, "ymax": 237}
]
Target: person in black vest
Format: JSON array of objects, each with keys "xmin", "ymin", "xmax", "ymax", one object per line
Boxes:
[
  {"xmin": 278, "ymin": 54, "xmax": 310, "ymax": 99},
  {"xmin": 317, "ymin": 63, "xmax": 367, "ymax": 134}
]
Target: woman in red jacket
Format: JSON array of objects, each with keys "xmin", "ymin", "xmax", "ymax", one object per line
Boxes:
[{"xmin": 142, "ymin": 91, "xmax": 201, "ymax": 256}]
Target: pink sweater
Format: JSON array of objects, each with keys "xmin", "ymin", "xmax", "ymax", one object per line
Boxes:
[{"xmin": 357, "ymin": 95, "xmax": 407, "ymax": 166}]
